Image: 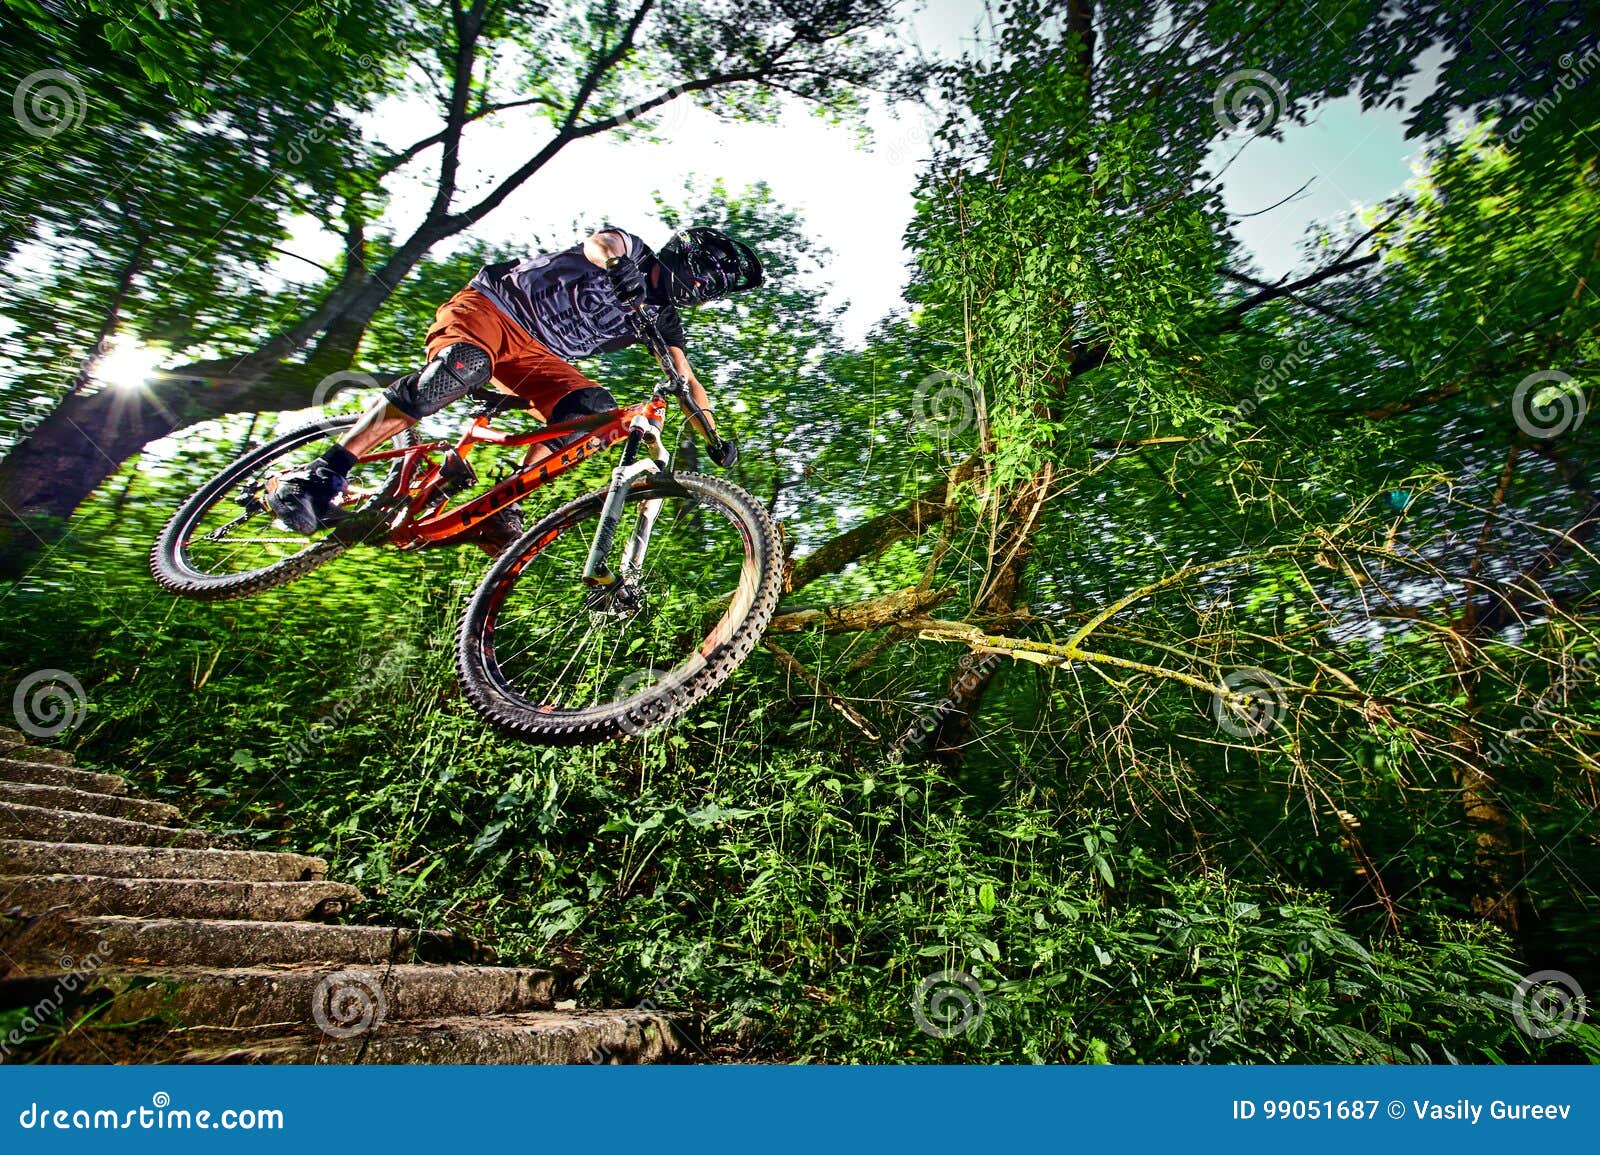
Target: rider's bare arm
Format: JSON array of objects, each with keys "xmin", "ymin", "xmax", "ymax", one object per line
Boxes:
[
  {"xmin": 584, "ymin": 230, "xmax": 629, "ymax": 266},
  {"xmin": 585, "ymin": 231, "xmax": 722, "ymax": 444}
]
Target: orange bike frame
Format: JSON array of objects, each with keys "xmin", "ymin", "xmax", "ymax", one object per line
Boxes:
[{"xmin": 357, "ymin": 395, "xmax": 670, "ymax": 550}]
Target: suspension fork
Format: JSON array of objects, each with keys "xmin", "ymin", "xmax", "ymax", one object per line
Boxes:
[{"xmin": 582, "ymin": 413, "xmax": 669, "ymax": 586}]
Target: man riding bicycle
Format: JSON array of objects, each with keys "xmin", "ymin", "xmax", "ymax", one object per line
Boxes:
[{"xmin": 265, "ymin": 225, "xmax": 763, "ymax": 555}]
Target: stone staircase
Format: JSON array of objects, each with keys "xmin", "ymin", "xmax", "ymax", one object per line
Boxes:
[{"xmin": 0, "ymin": 726, "xmax": 690, "ymax": 1064}]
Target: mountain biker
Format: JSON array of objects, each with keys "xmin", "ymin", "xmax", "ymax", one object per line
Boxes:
[{"xmin": 265, "ymin": 226, "xmax": 763, "ymax": 554}]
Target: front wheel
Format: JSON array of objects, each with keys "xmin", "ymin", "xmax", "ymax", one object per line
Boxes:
[{"xmin": 456, "ymin": 471, "xmax": 782, "ymax": 744}]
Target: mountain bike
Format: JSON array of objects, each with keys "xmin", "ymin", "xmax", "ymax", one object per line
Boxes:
[{"xmin": 149, "ymin": 311, "xmax": 782, "ymax": 744}]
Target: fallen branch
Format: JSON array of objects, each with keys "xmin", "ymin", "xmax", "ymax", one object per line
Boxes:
[{"xmin": 763, "ymin": 639, "xmax": 880, "ymax": 739}]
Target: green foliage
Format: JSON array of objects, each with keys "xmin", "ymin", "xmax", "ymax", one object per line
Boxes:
[{"xmin": 3, "ymin": 0, "xmax": 1597, "ymax": 1066}]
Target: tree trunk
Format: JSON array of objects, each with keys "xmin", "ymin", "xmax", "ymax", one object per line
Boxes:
[{"xmin": 927, "ymin": 463, "xmax": 1054, "ymax": 765}]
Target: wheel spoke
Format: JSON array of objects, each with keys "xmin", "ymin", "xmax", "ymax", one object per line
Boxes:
[{"xmin": 475, "ymin": 484, "xmax": 761, "ymax": 720}]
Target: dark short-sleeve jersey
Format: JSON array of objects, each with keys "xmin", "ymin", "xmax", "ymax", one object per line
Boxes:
[{"xmin": 468, "ymin": 229, "xmax": 686, "ymax": 362}]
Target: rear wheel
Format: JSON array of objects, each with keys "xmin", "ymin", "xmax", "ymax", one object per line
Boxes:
[
  {"xmin": 456, "ymin": 471, "xmax": 781, "ymax": 743},
  {"xmin": 150, "ymin": 417, "xmax": 414, "ymax": 600}
]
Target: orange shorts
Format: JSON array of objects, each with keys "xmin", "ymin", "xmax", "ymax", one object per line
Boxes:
[{"xmin": 424, "ymin": 288, "xmax": 598, "ymax": 420}]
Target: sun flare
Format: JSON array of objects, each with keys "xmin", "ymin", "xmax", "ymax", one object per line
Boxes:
[{"xmin": 93, "ymin": 339, "xmax": 165, "ymax": 390}]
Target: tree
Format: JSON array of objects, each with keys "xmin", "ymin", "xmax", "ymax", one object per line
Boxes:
[{"xmin": 751, "ymin": 0, "xmax": 1598, "ymax": 941}]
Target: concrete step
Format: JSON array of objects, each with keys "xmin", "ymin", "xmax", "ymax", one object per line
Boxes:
[
  {"xmin": 0, "ymin": 781, "xmax": 178, "ymax": 824},
  {"xmin": 175, "ymin": 1009, "xmax": 691, "ymax": 1065},
  {"xmin": 0, "ymin": 875, "xmax": 361, "ymax": 921},
  {"xmin": 0, "ymin": 840, "xmax": 321, "ymax": 881},
  {"xmin": 0, "ymin": 758, "xmax": 126, "ymax": 795},
  {"xmin": 0, "ymin": 742, "xmax": 72, "ymax": 767},
  {"xmin": 0, "ymin": 802, "xmax": 213, "ymax": 848},
  {"xmin": 65, "ymin": 963, "xmax": 558, "ymax": 1030},
  {"xmin": 0, "ymin": 915, "xmax": 488, "ymax": 970}
]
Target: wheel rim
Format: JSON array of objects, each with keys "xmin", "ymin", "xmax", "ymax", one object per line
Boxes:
[{"xmin": 478, "ymin": 480, "xmax": 761, "ymax": 727}]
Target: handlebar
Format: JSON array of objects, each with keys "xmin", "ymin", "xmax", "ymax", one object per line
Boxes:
[{"xmin": 605, "ymin": 255, "xmax": 727, "ymax": 460}]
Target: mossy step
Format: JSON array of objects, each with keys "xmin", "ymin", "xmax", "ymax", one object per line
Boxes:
[
  {"xmin": 175, "ymin": 1009, "xmax": 690, "ymax": 1065},
  {"xmin": 0, "ymin": 840, "xmax": 321, "ymax": 881},
  {"xmin": 0, "ymin": 874, "xmax": 360, "ymax": 921},
  {"xmin": 1, "ymin": 914, "xmax": 487, "ymax": 970},
  {"xmin": 0, "ymin": 758, "xmax": 126, "ymax": 796},
  {"xmin": 0, "ymin": 802, "xmax": 213, "ymax": 849},
  {"xmin": 0, "ymin": 742, "xmax": 73, "ymax": 767},
  {"xmin": 0, "ymin": 781, "xmax": 178, "ymax": 824},
  {"xmin": 53, "ymin": 963, "xmax": 559, "ymax": 1030}
]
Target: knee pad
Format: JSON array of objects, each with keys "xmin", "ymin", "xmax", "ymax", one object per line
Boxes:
[
  {"xmin": 383, "ymin": 343, "xmax": 492, "ymax": 419},
  {"xmin": 546, "ymin": 386, "xmax": 618, "ymax": 451}
]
